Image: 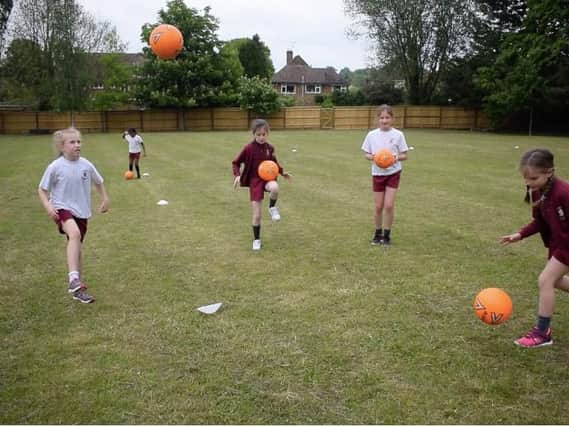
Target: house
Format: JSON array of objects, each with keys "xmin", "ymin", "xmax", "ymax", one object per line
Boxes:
[{"xmin": 272, "ymin": 50, "xmax": 347, "ymax": 105}]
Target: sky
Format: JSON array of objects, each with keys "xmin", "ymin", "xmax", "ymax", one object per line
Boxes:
[{"xmin": 77, "ymin": 0, "xmax": 374, "ymax": 72}]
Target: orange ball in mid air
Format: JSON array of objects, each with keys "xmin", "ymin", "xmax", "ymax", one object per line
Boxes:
[{"xmin": 149, "ymin": 24, "xmax": 184, "ymax": 60}]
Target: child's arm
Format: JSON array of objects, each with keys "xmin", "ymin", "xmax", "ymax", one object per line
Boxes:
[
  {"xmin": 95, "ymin": 182, "xmax": 110, "ymax": 213},
  {"xmin": 38, "ymin": 187, "xmax": 59, "ymax": 221},
  {"xmin": 141, "ymin": 141, "xmax": 146, "ymax": 156}
]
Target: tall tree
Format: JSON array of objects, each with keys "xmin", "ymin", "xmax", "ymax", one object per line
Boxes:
[
  {"xmin": 134, "ymin": 0, "xmax": 241, "ymax": 108},
  {"xmin": 3, "ymin": 0, "xmax": 124, "ymax": 110},
  {"xmin": 0, "ymin": 0, "xmax": 13, "ymax": 54},
  {"xmin": 237, "ymin": 34, "xmax": 274, "ymax": 80},
  {"xmin": 345, "ymin": 0, "xmax": 478, "ymax": 104},
  {"xmin": 476, "ymin": 0, "xmax": 569, "ymax": 131}
]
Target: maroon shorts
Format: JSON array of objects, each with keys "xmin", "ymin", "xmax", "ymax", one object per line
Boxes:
[
  {"xmin": 249, "ymin": 176, "xmax": 269, "ymax": 201},
  {"xmin": 549, "ymin": 248, "xmax": 569, "ymax": 267},
  {"xmin": 129, "ymin": 152, "xmax": 141, "ymax": 161},
  {"xmin": 56, "ymin": 209, "xmax": 88, "ymax": 242},
  {"xmin": 372, "ymin": 171, "xmax": 401, "ymax": 192}
]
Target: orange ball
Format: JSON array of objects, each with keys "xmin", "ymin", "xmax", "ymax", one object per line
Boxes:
[
  {"xmin": 124, "ymin": 170, "xmax": 134, "ymax": 180},
  {"xmin": 473, "ymin": 288, "xmax": 513, "ymax": 325},
  {"xmin": 149, "ymin": 24, "xmax": 184, "ymax": 60},
  {"xmin": 373, "ymin": 148, "xmax": 395, "ymax": 168},
  {"xmin": 258, "ymin": 160, "xmax": 279, "ymax": 181}
]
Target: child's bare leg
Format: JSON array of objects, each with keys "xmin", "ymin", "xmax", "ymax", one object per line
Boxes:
[
  {"xmin": 373, "ymin": 191, "xmax": 385, "ymax": 230},
  {"xmin": 538, "ymin": 257, "xmax": 569, "ymax": 316}
]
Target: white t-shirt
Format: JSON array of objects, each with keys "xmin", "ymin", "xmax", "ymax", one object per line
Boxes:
[
  {"xmin": 38, "ymin": 156, "xmax": 104, "ymax": 219},
  {"xmin": 124, "ymin": 134, "xmax": 144, "ymax": 153},
  {"xmin": 361, "ymin": 127, "xmax": 409, "ymax": 176}
]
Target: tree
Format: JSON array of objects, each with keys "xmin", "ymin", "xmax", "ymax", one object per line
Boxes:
[
  {"xmin": 3, "ymin": 0, "xmax": 124, "ymax": 110},
  {"xmin": 89, "ymin": 54, "xmax": 134, "ymax": 110},
  {"xmin": 476, "ymin": 0, "xmax": 569, "ymax": 131},
  {"xmin": 238, "ymin": 76, "xmax": 281, "ymax": 116},
  {"xmin": 0, "ymin": 0, "xmax": 13, "ymax": 54},
  {"xmin": 345, "ymin": 0, "xmax": 478, "ymax": 104},
  {"xmin": 237, "ymin": 34, "xmax": 274, "ymax": 80},
  {"xmin": 135, "ymin": 0, "xmax": 241, "ymax": 108}
]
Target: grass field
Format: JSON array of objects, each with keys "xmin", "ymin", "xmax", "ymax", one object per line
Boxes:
[{"xmin": 1, "ymin": 128, "xmax": 569, "ymax": 424}]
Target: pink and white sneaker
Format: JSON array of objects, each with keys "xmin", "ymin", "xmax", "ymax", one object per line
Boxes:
[{"xmin": 514, "ymin": 326, "xmax": 553, "ymax": 348}]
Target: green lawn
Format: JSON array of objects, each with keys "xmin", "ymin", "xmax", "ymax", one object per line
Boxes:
[{"xmin": 1, "ymin": 128, "xmax": 569, "ymax": 424}]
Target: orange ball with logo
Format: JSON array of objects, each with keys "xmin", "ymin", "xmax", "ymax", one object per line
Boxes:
[
  {"xmin": 149, "ymin": 24, "xmax": 184, "ymax": 60},
  {"xmin": 373, "ymin": 148, "xmax": 395, "ymax": 168},
  {"xmin": 124, "ymin": 170, "xmax": 134, "ymax": 180},
  {"xmin": 258, "ymin": 160, "xmax": 279, "ymax": 181},
  {"xmin": 473, "ymin": 288, "xmax": 513, "ymax": 325}
]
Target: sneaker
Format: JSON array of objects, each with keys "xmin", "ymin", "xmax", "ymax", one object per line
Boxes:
[
  {"xmin": 268, "ymin": 206, "xmax": 281, "ymax": 221},
  {"xmin": 371, "ymin": 236, "xmax": 383, "ymax": 245},
  {"xmin": 72, "ymin": 289, "xmax": 95, "ymax": 304},
  {"xmin": 380, "ymin": 237, "xmax": 391, "ymax": 247},
  {"xmin": 68, "ymin": 278, "xmax": 86, "ymax": 293},
  {"xmin": 252, "ymin": 239, "xmax": 262, "ymax": 251},
  {"xmin": 514, "ymin": 326, "xmax": 552, "ymax": 348}
]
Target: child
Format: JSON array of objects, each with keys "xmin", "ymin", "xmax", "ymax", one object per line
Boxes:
[
  {"xmin": 38, "ymin": 127, "xmax": 109, "ymax": 303},
  {"xmin": 361, "ymin": 104, "xmax": 409, "ymax": 246},
  {"xmin": 122, "ymin": 128, "xmax": 146, "ymax": 179},
  {"xmin": 232, "ymin": 119, "xmax": 291, "ymax": 251},
  {"xmin": 500, "ymin": 148, "xmax": 569, "ymax": 348}
]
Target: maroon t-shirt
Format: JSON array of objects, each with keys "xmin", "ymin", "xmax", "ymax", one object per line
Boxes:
[
  {"xmin": 519, "ymin": 177, "xmax": 569, "ymax": 265},
  {"xmin": 232, "ymin": 140, "xmax": 283, "ymax": 187}
]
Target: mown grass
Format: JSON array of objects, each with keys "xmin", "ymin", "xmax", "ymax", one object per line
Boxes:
[{"xmin": 1, "ymin": 128, "xmax": 569, "ymax": 424}]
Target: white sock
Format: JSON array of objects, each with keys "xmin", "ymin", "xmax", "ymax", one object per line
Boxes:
[{"xmin": 68, "ymin": 271, "xmax": 79, "ymax": 283}]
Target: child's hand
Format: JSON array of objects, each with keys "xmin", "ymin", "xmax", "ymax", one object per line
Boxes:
[
  {"xmin": 499, "ymin": 233, "xmax": 521, "ymax": 245},
  {"xmin": 233, "ymin": 176, "xmax": 240, "ymax": 189},
  {"xmin": 99, "ymin": 198, "xmax": 110, "ymax": 213},
  {"xmin": 283, "ymin": 172, "xmax": 293, "ymax": 181},
  {"xmin": 47, "ymin": 206, "xmax": 59, "ymax": 221}
]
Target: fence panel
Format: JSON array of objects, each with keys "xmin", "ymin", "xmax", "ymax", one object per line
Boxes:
[
  {"xmin": 0, "ymin": 106, "xmax": 490, "ymax": 134},
  {"xmin": 74, "ymin": 112, "xmax": 103, "ymax": 133},
  {"xmin": 335, "ymin": 107, "xmax": 371, "ymax": 129},
  {"xmin": 142, "ymin": 110, "xmax": 179, "ymax": 132},
  {"xmin": 213, "ymin": 108, "xmax": 249, "ymax": 131},
  {"xmin": 185, "ymin": 108, "xmax": 213, "ymax": 131},
  {"xmin": 404, "ymin": 106, "xmax": 441, "ymax": 128},
  {"xmin": 2, "ymin": 112, "xmax": 37, "ymax": 134},
  {"xmin": 285, "ymin": 107, "xmax": 320, "ymax": 129}
]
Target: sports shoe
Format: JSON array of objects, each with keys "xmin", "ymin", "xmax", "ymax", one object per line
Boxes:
[
  {"xmin": 514, "ymin": 326, "xmax": 552, "ymax": 348},
  {"xmin": 380, "ymin": 237, "xmax": 391, "ymax": 247},
  {"xmin": 72, "ymin": 289, "xmax": 95, "ymax": 304},
  {"xmin": 268, "ymin": 206, "xmax": 281, "ymax": 221},
  {"xmin": 371, "ymin": 236, "xmax": 382, "ymax": 245},
  {"xmin": 252, "ymin": 239, "xmax": 262, "ymax": 251},
  {"xmin": 68, "ymin": 278, "xmax": 86, "ymax": 293}
]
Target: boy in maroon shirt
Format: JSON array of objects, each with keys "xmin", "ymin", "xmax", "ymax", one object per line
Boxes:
[
  {"xmin": 232, "ymin": 119, "xmax": 291, "ymax": 251},
  {"xmin": 500, "ymin": 148, "xmax": 569, "ymax": 348}
]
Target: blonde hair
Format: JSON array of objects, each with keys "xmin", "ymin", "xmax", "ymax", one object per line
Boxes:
[{"xmin": 53, "ymin": 127, "xmax": 81, "ymax": 157}]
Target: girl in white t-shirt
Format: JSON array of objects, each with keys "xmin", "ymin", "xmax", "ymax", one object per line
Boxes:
[
  {"xmin": 361, "ymin": 105, "xmax": 409, "ymax": 246},
  {"xmin": 122, "ymin": 128, "xmax": 146, "ymax": 179},
  {"xmin": 38, "ymin": 128, "xmax": 109, "ymax": 303}
]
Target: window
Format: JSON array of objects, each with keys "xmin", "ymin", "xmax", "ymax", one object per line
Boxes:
[
  {"xmin": 333, "ymin": 85, "xmax": 347, "ymax": 92},
  {"xmin": 305, "ymin": 84, "xmax": 321, "ymax": 94},
  {"xmin": 281, "ymin": 84, "xmax": 295, "ymax": 94}
]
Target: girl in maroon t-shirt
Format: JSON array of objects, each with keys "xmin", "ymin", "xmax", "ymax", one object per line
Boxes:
[
  {"xmin": 500, "ymin": 148, "xmax": 569, "ymax": 348},
  {"xmin": 232, "ymin": 119, "xmax": 291, "ymax": 251}
]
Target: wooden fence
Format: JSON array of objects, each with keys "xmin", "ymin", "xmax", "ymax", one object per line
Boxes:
[{"xmin": 0, "ymin": 106, "xmax": 490, "ymax": 134}]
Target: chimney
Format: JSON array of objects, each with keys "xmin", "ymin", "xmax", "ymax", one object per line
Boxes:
[{"xmin": 286, "ymin": 50, "xmax": 293, "ymax": 65}]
